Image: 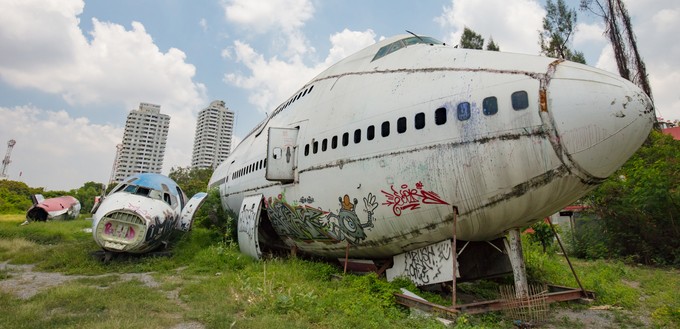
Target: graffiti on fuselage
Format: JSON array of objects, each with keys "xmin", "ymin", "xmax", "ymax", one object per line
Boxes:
[
  {"xmin": 403, "ymin": 240, "xmax": 452, "ymax": 285},
  {"xmin": 381, "ymin": 181, "xmax": 449, "ymax": 216},
  {"xmin": 238, "ymin": 203, "xmax": 258, "ymax": 240},
  {"xmin": 145, "ymin": 210, "xmax": 176, "ymax": 242},
  {"xmin": 265, "ymin": 193, "xmax": 378, "ymax": 245}
]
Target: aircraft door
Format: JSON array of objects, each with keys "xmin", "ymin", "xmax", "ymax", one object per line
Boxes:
[
  {"xmin": 177, "ymin": 192, "xmax": 208, "ymax": 232},
  {"xmin": 238, "ymin": 194, "xmax": 264, "ymax": 259},
  {"xmin": 266, "ymin": 127, "xmax": 299, "ymax": 182}
]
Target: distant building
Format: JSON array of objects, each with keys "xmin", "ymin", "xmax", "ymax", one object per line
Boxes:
[
  {"xmin": 112, "ymin": 103, "xmax": 170, "ymax": 183},
  {"xmin": 191, "ymin": 100, "xmax": 235, "ymax": 169}
]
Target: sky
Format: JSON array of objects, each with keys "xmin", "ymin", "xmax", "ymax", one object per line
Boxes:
[{"xmin": 0, "ymin": 0, "xmax": 677, "ymax": 191}]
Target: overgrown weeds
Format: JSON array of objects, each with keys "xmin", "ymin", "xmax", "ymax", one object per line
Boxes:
[{"xmin": 1, "ymin": 214, "xmax": 678, "ymax": 328}]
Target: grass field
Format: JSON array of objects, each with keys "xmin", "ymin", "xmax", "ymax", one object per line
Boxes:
[{"xmin": 0, "ymin": 214, "xmax": 678, "ymax": 328}]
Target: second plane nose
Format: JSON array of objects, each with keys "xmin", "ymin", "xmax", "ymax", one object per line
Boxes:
[{"xmin": 546, "ymin": 61, "xmax": 654, "ymax": 180}]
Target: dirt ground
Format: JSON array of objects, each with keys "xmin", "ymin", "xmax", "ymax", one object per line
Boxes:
[
  {"xmin": 1, "ymin": 260, "xmax": 652, "ymax": 328},
  {"xmin": 0, "ymin": 261, "xmax": 205, "ymax": 329}
]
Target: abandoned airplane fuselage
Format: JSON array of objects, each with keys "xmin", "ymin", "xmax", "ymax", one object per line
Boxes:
[
  {"xmin": 209, "ymin": 35, "xmax": 654, "ymax": 260},
  {"xmin": 92, "ymin": 173, "xmax": 206, "ymax": 254},
  {"xmin": 25, "ymin": 195, "xmax": 81, "ymax": 222}
]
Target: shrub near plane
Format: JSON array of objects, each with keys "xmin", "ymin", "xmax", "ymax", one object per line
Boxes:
[
  {"xmin": 208, "ymin": 34, "xmax": 654, "ymax": 285},
  {"xmin": 91, "ymin": 173, "xmax": 206, "ymax": 255}
]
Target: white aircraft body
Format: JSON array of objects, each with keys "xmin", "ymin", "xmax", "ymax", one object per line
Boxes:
[{"xmin": 209, "ymin": 35, "xmax": 654, "ymax": 269}]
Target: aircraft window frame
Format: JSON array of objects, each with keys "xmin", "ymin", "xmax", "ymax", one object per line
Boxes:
[
  {"xmin": 381, "ymin": 121, "xmax": 390, "ymax": 137},
  {"xmin": 457, "ymin": 102, "xmax": 471, "ymax": 121},
  {"xmin": 322, "ymin": 138, "xmax": 328, "ymax": 152},
  {"xmin": 512, "ymin": 91, "xmax": 529, "ymax": 110},
  {"xmin": 354, "ymin": 129, "xmax": 361, "ymax": 144},
  {"xmin": 113, "ymin": 184, "xmax": 128, "ymax": 194},
  {"xmin": 342, "ymin": 132, "xmax": 349, "ymax": 146},
  {"xmin": 124, "ymin": 185, "xmax": 137, "ymax": 193},
  {"xmin": 135, "ymin": 187, "xmax": 151, "ymax": 196},
  {"xmin": 313, "ymin": 141, "xmax": 319, "ymax": 154},
  {"xmin": 305, "ymin": 144, "xmax": 310, "ymax": 156},
  {"xmin": 397, "ymin": 117, "xmax": 407, "ymax": 134},
  {"xmin": 367, "ymin": 125, "xmax": 375, "ymax": 140},
  {"xmin": 483, "ymin": 97, "xmax": 498, "ymax": 116},
  {"xmin": 332, "ymin": 136, "xmax": 338, "ymax": 149},
  {"xmin": 163, "ymin": 193, "xmax": 172, "ymax": 205},
  {"xmin": 371, "ymin": 36, "xmax": 443, "ymax": 62},
  {"xmin": 435, "ymin": 107, "xmax": 447, "ymax": 125},
  {"xmin": 415, "ymin": 112, "xmax": 425, "ymax": 130}
]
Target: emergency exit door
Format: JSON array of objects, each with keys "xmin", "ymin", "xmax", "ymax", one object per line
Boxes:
[{"xmin": 266, "ymin": 127, "xmax": 298, "ymax": 182}]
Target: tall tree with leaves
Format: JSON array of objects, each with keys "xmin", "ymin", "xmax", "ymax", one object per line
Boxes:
[
  {"xmin": 486, "ymin": 36, "xmax": 500, "ymax": 51},
  {"xmin": 584, "ymin": 131, "xmax": 680, "ymax": 265},
  {"xmin": 539, "ymin": 0, "xmax": 586, "ymax": 64},
  {"xmin": 169, "ymin": 166, "xmax": 213, "ymax": 197},
  {"xmin": 580, "ymin": 0, "xmax": 653, "ymax": 100},
  {"xmin": 459, "ymin": 27, "xmax": 484, "ymax": 49}
]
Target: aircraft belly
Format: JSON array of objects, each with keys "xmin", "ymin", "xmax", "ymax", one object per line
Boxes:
[{"xmin": 259, "ymin": 132, "xmax": 588, "ymax": 258}]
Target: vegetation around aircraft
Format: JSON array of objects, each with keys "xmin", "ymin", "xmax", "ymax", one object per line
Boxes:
[{"xmin": 0, "ymin": 213, "xmax": 678, "ymax": 328}]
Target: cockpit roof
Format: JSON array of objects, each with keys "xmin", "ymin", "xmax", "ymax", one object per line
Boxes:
[{"xmin": 371, "ymin": 36, "xmax": 443, "ymax": 62}]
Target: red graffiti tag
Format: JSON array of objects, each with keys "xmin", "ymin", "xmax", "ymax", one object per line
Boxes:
[{"xmin": 381, "ymin": 182, "xmax": 449, "ymax": 216}]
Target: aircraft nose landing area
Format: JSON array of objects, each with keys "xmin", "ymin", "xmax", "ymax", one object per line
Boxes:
[
  {"xmin": 94, "ymin": 210, "xmax": 147, "ymax": 252},
  {"xmin": 546, "ymin": 61, "xmax": 654, "ymax": 180}
]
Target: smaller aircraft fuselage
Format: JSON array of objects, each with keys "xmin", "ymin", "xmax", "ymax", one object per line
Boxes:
[{"xmin": 91, "ymin": 173, "xmax": 204, "ymax": 254}]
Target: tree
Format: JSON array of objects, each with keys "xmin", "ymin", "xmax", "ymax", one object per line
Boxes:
[
  {"xmin": 539, "ymin": 0, "xmax": 586, "ymax": 64},
  {"xmin": 71, "ymin": 181, "xmax": 105, "ymax": 213},
  {"xmin": 584, "ymin": 131, "xmax": 680, "ymax": 265},
  {"xmin": 528, "ymin": 220, "xmax": 560, "ymax": 253},
  {"xmin": 193, "ymin": 188, "xmax": 236, "ymax": 240},
  {"xmin": 169, "ymin": 166, "xmax": 213, "ymax": 197},
  {"xmin": 459, "ymin": 27, "xmax": 484, "ymax": 49},
  {"xmin": 0, "ymin": 180, "xmax": 33, "ymax": 213},
  {"xmin": 580, "ymin": 0, "xmax": 653, "ymax": 100},
  {"xmin": 486, "ymin": 37, "xmax": 500, "ymax": 51}
]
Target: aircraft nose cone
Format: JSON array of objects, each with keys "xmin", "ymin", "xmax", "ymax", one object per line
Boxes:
[{"xmin": 547, "ymin": 62, "xmax": 654, "ymax": 179}]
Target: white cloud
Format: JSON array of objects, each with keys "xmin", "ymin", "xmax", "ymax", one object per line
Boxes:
[
  {"xmin": 222, "ymin": 0, "xmax": 316, "ymax": 57},
  {"xmin": 573, "ymin": 22, "xmax": 607, "ymax": 46},
  {"xmin": 437, "ymin": 0, "xmax": 545, "ymax": 54},
  {"xmin": 585, "ymin": 0, "xmax": 680, "ymax": 120},
  {"xmin": 324, "ymin": 29, "xmax": 377, "ymax": 67},
  {"xmin": 199, "ymin": 18, "xmax": 208, "ymax": 32},
  {"xmin": 0, "ymin": 0, "xmax": 209, "ymax": 182},
  {"xmin": 221, "ymin": 0, "xmax": 378, "ymax": 117},
  {"xmin": 222, "ymin": 0, "xmax": 314, "ymax": 33},
  {"xmin": 224, "ymin": 29, "xmax": 377, "ymax": 114},
  {"xmin": 0, "ymin": 105, "xmax": 122, "ymax": 190}
]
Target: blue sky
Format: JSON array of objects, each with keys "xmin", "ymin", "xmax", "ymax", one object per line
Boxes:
[{"xmin": 0, "ymin": 0, "xmax": 677, "ymax": 190}]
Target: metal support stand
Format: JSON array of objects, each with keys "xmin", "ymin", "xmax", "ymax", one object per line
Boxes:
[
  {"xmin": 343, "ymin": 242, "xmax": 350, "ymax": 274},
  {"xmin": 505, "ymin": 228, "xmax": 529, "ymax": 298},
  {"xmin": 451, "ymin": 206, "xmax": 458, "ymax": 308},
  {"xmin": 547, "ymin": 217, "xmax": 586, "ymax": 295},
  {"xmin": 394, "ymin": 220, "xmax": 595, "ymax": 318}
]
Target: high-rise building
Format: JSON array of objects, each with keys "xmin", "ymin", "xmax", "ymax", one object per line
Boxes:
[
  {"xmin": 191, "ymin": 100, "xmax": 235, "ymax": 169},
  {"xmin": 112, "ymin": 103, "xmax": 170, "ymax": 183}
]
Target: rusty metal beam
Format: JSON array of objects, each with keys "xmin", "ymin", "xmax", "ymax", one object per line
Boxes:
[{"xmin": 394, "ymin": 285, "xmax": 594, "ymax": 316}]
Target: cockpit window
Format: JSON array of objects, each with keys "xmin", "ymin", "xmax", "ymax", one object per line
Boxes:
[
  {"xmin": 135, "ymin": 187, "xmax": 150, "ymax": 196},
  {"xmin": 372, "ymin": 36, "xmax": 443, "ymax": 62},
  {"xmin": 124, "ymin": 185, "xmax": 137, "ymax": 193}
]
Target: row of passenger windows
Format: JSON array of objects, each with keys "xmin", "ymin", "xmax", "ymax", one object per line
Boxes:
[
  {"xmin": 232, "ymin": 85, "xmax": 316, "ymax": 181},
  {"xmin": 303, "ymin": 90, "xmax": 529, "ymax": 156},
  {"xmin": 232, "ymin": 158, "xmax": 267, "ymax": 180}
]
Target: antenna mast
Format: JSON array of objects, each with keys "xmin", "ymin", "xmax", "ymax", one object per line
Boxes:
[{"xmin": 1, "ymin": 139, "xmax": 16, "ymax": 179}]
